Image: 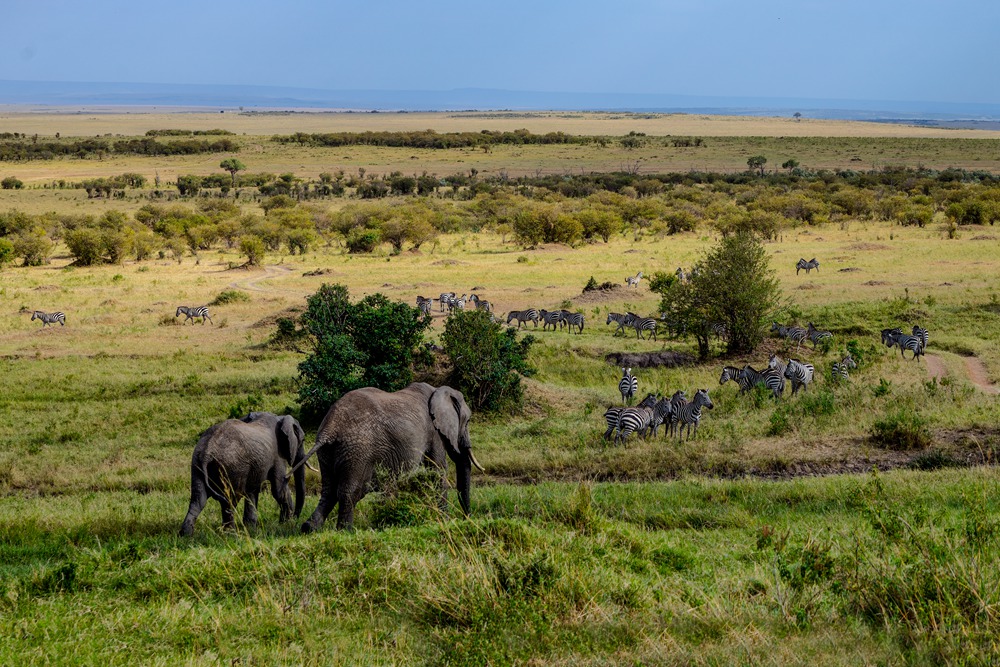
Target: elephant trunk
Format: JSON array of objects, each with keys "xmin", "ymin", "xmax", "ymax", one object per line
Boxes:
[
  {"xmin": 292, "ymin": 448, "xmax": 307, "ymax": 518},
  {"xmin": 456, "ymin": 454, "xmax": 472, "ymax": 516}
]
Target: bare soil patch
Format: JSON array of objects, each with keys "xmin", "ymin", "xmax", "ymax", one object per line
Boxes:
[
  {"xmin": 925, "ymin": 354, "xmax": 948, "ymax": 381},
  {"xmin": 575, "ymin": 285, "xmax": 628, "ymax": 305},
  {"xmin": 963, "ymin": 356, "xmax": 1000, "ymax": 394},
  {"xmin": 847, "ymin": 242, "xmax": 891, "ymax": 251},
  {"xmin": 971, "ymin": 235, "xmax": 997, "ymax": 241}
]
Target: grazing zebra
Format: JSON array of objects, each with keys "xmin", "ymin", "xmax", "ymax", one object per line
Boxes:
[
  {"xmin": 614, "ymin": 394, "xmax": 660, "ymax": 445},
  {"xmin": 625, "ymin": 271, "xmax": 643, "ymax": 287},
  {"xmin": 831, "ymin": 354, "xmax": 857, "ymax": 381},
  {"xmin": 882, "ymin": 328, "xmax": 924, "ymax": 361},
  {"xmin": 562, "ymin": 312, "xmax": 585, "ymax": 334},
  {"xmin": 782, "ymin": 359, "xmax": 815, "ymax": 395},
  {"xmin": 175, "ymin": 306, "xmax": 213, "ymax": 325},
  {"xmin": 796, "ymin": 258, "xmax": 820, "ymax": 274},
  {"xmin": 540, "ymin": 309, "xmax": 564, "ymax": 331},
  {"xmin": 651, "ymin": 390, "xmax": 687, "ymax": 437},
  {"xmin": 912, "ymin": 325, "xmax": 929, "ymax": 350},
  {"xmin": 737, "ymin": 365, "xmax": 786, "ymax": 399},
  {"xmin": 603, "ymin": 392, "xmax": 656, "ymax": 441},
  {"xmin": 720, "ymin": 366, "xmax": 752, "ymax": 393},
  {"xmin": 619, "ymin": 367, "xmax": 638, "ymax": 405},
  {"xmin": 629, "ymin": 315, "xmax": 658, "ymax": 341},
  {"xmin": 675, "ymin": 389, "xmax": 714, "ymax": 440},
  {"xmin": 806, "ymin": 322, "xmax": 833, "ymax": 349},
  {"xmin": 771, "ymin": 322, "xmax": 808, "ymax": 350},
  {"xmin": 469, "ymin": 294, "xmax": 493, "ymax": 314},
  {"xmin": 438, "ymin": 292, "xmax": 456, "ymax": 312},
  {"xmin": 507, "ymin": 309, "xmax": 540, "ymax": 329},
  {"xmin": 415, "ymin": 296, "xmax": 434, "ymax": 315},
  {"xmin": 31, "ymin": 310, "xmax": 65, "ymax": 327}
]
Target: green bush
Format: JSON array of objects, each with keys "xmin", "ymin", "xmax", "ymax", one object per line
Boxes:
[
  {"xmin": 12, "ymin": 228, "xmax": 52, "ymax": 266},
  {"xmin": 1, "ymin": 176, "xmax": 24, "ymax": 190},
  {"xmin": 0, "ymin": 237, "xmax": 13, "ymax": 268},
  {"xmin": 869, "ymin": 410, "xmax": 931, "ymax": 450},
  {"xmin": 345, "ymin": 228, "xmax": 381, "ymax": 253},
  {"xmin": 442, "ymin": 309, "xmax": 536, "ymax": 413},
  {"xmin": 296, "ymin": 284, "xmax": 431, "ymax": 423},
  {"xmin": 239, "ymin": 234, "xmax": 266, "ymax": 266},
  {"xmin": 210, "ymin": 289, "xmax": 251, "ymax": 306}
]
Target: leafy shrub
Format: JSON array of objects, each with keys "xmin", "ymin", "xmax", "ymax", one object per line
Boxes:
[
  {"xmin": 442, "ymin": 309, "xmax": 536, "ymax": 413},
  {"xmin": 227, "ymin": 393, "xmax": 264, "ymax": 419},
  {"xmin": 869, "ymin": 410, "xmax": 931, "ymax": 450},
  {"xmin": 368, "ymin": 467, "xmax": 443, "ymax": 529},
  {"xmin": 582, "ymin": 276, "xmax": 616, "ymax": 292},
  {"xmin": 0, "ymin": 237, "xmax": 13, "ymax": 268},
  {"xmin": 767, "ymin": 406, "xmax": 793, "ymax": 436},
  {"xmin": 346, "ymin": 228, "xmax": 381, "ymax": 253},
  {"xmin": 239, "ymin": 234, "xmax": 265, "ymax": 266},
  {"xmin": 872, "ymin": 377, "xmax": 892, "ymax": 397},
  {"xmin": 12, "ymin": 228, "xmax": 52, "ymax": 266},
  {"xmin": 210, "ymin": 289, "xmax": 251, "ymax": 306},
  {"xmin": 296, "ymin": 284, "xmax": 431, "ymax": 424},
  {"xmin": 1, "ymin": 176, "xmax": 24, "ymax": 190}
]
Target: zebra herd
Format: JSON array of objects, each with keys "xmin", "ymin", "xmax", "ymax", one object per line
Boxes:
[
  {"xmin": 770, "ymin": 321, "xmax": 832, "ymax": 351},
  {"xmin": 882, "ymin": 325, "xmax": 929, "ymax": 361},
  {"xmin": 604, "ymin": 367, "xmax": 714, "ymax": 443},
  {"xmin": 504, "ymin": 308, "xmax": 585, "ymax": 334},
  {"xmin": 416, "ymin": 292, "xmax": 495, "ymax": 316},
  {"xmin": 607, "ymin": 312, "xmax": 659, "ymax": 340},
  {"xmin": 795, "ymin": 258, "xmax": 820, "ymax": 274},
  {"xmin": 28, "ymin": 306, "xmax": 214, "ymax": 328}
]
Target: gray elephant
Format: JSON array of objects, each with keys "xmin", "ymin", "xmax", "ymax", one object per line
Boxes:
[
  {"xmin": 296, "ymin": 383, "xmax": 484, "ymax": 532},
  {"xmin": 179, "ymin": 412, "xmax": 308, "ymax": 536}
]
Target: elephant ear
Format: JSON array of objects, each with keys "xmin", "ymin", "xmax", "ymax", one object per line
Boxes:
[
  {"xmin": 429, "ymin": 386, "xmax": 464, "ymax": 453},
  {"xmin": 275, "ymin": 416, "xmax": 299, "ymax": 462}
]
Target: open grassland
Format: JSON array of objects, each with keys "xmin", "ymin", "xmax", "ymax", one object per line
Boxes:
[{"xmin": 1, "ymin": 112, "xmax": 1000, "ymax": 663}]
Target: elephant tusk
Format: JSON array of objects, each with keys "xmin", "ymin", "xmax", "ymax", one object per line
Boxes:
[
  {"xmin": 469, "ymin": 450, "xmax": 486, "ymax": 473},
  {"xmin": 306, "ymin": 461, "xmax": 319, "ymax": 473}
]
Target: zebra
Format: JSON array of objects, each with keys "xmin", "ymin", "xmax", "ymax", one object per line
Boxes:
[
  {"xmin": 782, "ymin": 359, "xmax": 815, "ymax": 395},
  {"xmin": 675, "ymin": 267, "xmax": 687, "ymax": 283},
  {"xmin": 603, "ymin": 392, "xmax": 656, "ymax": 441},
  {"xmin": 675, "ymin": 388, "xmax": 714, "ymax": 440},
  {"xmin": 912, "ymin": 325, "xmax": 929, "ymax": 350},
  {"xmin": 882, "ymin": 328, "xmax": 924, "ymax": 361},
  {"xmin": 625, "ymin": 271, "xmax": 643, "ymax": 287},
  {"xmin": 629, "ymin": 315, "xmax": 658, "ymax": 341},
  {"xmin": 720, "ymin": 366, "xmax": 753, "ymax": 393},
  {"xmin": 806, "ymin": 322, "xmax": 833, "ymax": 349},
  {"xmin": 607, "ymin": 312, "xmax": 636, "ymax": 336},
  {"xmin": 650, "ymin": 390, "xmax": 687, "ymax": 437},
  {"xmin": 175, "ymin": 306, "xmax": 213, "ymax": 325},
  {"xmin": 562, "ymin": 312, "xmax": 585, "ymax": 334},
  {"xmin": 540, "ymin": 309, "xmax": 563, "ymax": 331},
  {"xmin": 619, "ymin": 367, "xmax": 638, "ymax": 405},
  {"xmin": 31, "ymin": 310, "xmax": 65, "ymax": 327},
  {"xmin": 438, "ymin": 292, "xmax": 456, "ymax": 312},
  {"xmin": 831, "ymin": 354, "xmax": 857, "ymax": 381},
  {"xmin": 506, "ymin": 309, "xmax": 540, "ymax": 329},
  {"xmin": 796, "ymin": 258, "xmax": 820, "ymax": 274},
  {"xmin": 469, "ymin": 294, "xmax": 493, "ymax": 314},
  {"xmin": 737, "ymin": 365, "xmax": 785, "ymax": 399},
  {"xmin": 614, "ymin": 394, "xmax": 660, "ymax": 445},
  {"xmin": 771, "ymin": 321, "xmax": 808, "ymax": 350},
  {"xmin": 415, "ymin": 296, "xmax": 433, "ymax": 316}
]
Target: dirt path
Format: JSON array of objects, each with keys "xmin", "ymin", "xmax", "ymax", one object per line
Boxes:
[
  {"xmin": 925, "ymin": 353, "xmax": 999, "ymax": 394},
  {"xmin": 227, "ymin": 264, "xmax": 294, "ymax": 294}
]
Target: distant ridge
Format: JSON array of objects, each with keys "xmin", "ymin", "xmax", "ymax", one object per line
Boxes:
[{"xmin": 2, "ymin": 79, "xmax": 1000, "ymax": 122}]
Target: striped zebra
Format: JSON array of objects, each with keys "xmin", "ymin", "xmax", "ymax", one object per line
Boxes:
[
  {"xmin": 796, "ymin": 258, "xmax": 820, "ymax": 274},
  {"xmin": 651, "ymin": 390, "xmax": 687, "ymax": 437},
  {"xmin": 438, "ymin": 292, "xmax": 456, "ymax": 312},
  {"xmin": 175, "ymin": 306, "xmax": 213, "ymax": 325},
  {"xmin": 469, "ymin": 294, "xmax": 493, "ymax": 314},
  {"xmin": 619, "ymin": 367, "xmax": 638, "ymax": 405},
  {"xmin": 31, "ymin": 310, "xmax": 66, "ymax": 327},
  {"xmin": 448, "ymin": 294, "xmax": 468, "ymax": 312},
  {"xmin": 625, "ymin": 271, "xmax": 643, "ymax": 287},
  {"xmin": 506, "ymin": 309, "xmax": 540, "ymax": 329},
  {"xmin": 709, "ymin": 322, "xmax": 728, "ymax": 340},
  {"xmin": 720, "ymin": 366, "xmax": 753, "ymax": 393},
  {"xmin": 562, "ymin": 311, "xmax": 585, "ymax": 334},
  {"xmin": 629, "ymin": 315, "xmax": 658, "ymax": 341},
  {"xmin": 737, "ymin": 365, "xmax": 785, "ymax": 399},
  {"xmin": 607, "ymin": 312, "xmax": 636, "ymax": 336},
  {"xmin": 675, "ymin": 267, "xmax": 688, "ymax": 283},
  {"xmin": 540, "ymin": 309, "xmax": 564, "ymax": 331},
  {"xmin": 806, "ymin": 322, "xmax": 833, "ymax": 349},
  {"xmin": 603, "ymin": 392, "xmax": 656, "ymax": 440},
  {"xmin": 614, "ymin": 393, "xmax": 660, "ymax": 445},
  {"xmin": 912, "ymin": 325, "xmax": 929, "ymax": 350},
  {"xmin": 675, "ymin": 388, "xmax": 714, "ymax": 440},
  {"xmin": 415, "ymin": 296, "xmax": 433, "ymax": 316},
  {"xmin": 771, "ymin": 322, "xmax": 808, "ymax": 350},
  {"xmin": 782, "ymin": 359, "xmax": 815, "ymax": 395},
  {"xmin": 831, "ymin": 354, "xmax": 857, "ymax": 381},
  {"xmin": 882, "ymin": 328, "xmax": 924, "ymax": 361}
]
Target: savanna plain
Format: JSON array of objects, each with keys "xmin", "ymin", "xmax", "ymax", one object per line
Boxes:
[{"xmin": 1, "ymin": 111, "xmax": 1000, "ymax": 665}]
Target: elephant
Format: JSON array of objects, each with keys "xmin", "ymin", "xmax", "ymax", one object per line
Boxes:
[
  {"xmin": 296, "ymin": 383, "xmax": 484, "ymax": 532},
  {"xmin": 179, "ymin": 412, "xmax": 308, "ymax": 536}
]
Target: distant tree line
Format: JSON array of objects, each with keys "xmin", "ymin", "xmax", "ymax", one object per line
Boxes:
[
  {"xmin": 0, "ymin": 137, "xmax": 238, "ymax": 161},
  {"xmin": 271, "ymin": 129, "xmax": 589, "ymax": 149},
  {"xmin": 145, "ymin": 129, "xmax": 235, "ymax": 137}
]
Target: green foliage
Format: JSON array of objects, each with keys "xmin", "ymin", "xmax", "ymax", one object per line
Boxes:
[
  {"xmin": 1, "ymin": 175, "xmax": 24, "ymax": 189},
  {"xmin": 209, "ymin": 289, "xmax": 251, "ymax": 306},
  {"xmin": 869, "ymin": 410, "xmax": 931, "ymax": 450},
  {"xmin": 345, "ymin": 228, "xmax": 382, "ymax": 253},
  {"xmin": 11, "ymin": 227, "xmax": 52, "ymax": 266},
  {"xmin": 296, "ymin": 284, "xmax": 430, "ymax": 423},
  {"xmin": 872, "ymin": 377, "xmax": 892, "ymax": 397},
  {"xmin": 0, "ymin": 237, "xmax": 14, "ymax": 268},
  {"xmin": 747, "ymin": 155, "xmax": 767, "ymax": 175},
  {"xmin": 239, "ymin": 234, "xmax": 265, "ymax": 266},
  {"xmin": 226, "ymin": 392, "xmax": 264, "ymax": 419},
  {"xmin": 441, "ymin": 309, "xmax": 536, "ymax": 414},
  {"xmin": 218, "ymin": 158, "xmax": 246, "ymax": 186}
]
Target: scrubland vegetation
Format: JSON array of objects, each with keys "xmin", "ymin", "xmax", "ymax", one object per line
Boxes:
[{"xmin": 1, "ymin": 113, "xmax": 999, "ymax": 664}]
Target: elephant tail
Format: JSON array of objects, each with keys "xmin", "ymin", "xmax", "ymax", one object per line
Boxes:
[{"xmin": 198, "ymin": 453, "xmax": 232, "ymax": 503}]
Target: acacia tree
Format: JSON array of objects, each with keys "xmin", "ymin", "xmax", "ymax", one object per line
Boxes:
[
  {"xmin": 219, "ymin": 158, "xmax": 246, "ymax": 189},
  {"xmin": 655, "ymin": 232, "xmax": 781, "ymax": 359},
  {"xmin": 747, "ymin": 155, "xmax": 767, "ymax": 176}
]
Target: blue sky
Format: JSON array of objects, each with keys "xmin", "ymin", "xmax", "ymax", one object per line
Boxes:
[{"xmin": 3, "ymin": 0, "xmax": 998, "ymax": 104}]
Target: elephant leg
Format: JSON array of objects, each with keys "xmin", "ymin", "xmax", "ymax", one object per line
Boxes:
[
  {"xmin": 302, "ymin": 473, "xmax": 339, "ymax": 533},
  {"xmin": 179, "ymin": 468, "xmax": 208, "ymax": 537},
  {"xmin": 269, "ymin": 469, "xmax": 293, "ymax": 523},
  {"xmin": 243, "ymin": 488, "xmax": 260, "ymax": 529},
  {"xmin": 220, "ymin": 496, "xmax": 236, "ymax": 530},
  {"xmin": 335, "ymin": 485, "xmax": 364, "ymax": 531}
]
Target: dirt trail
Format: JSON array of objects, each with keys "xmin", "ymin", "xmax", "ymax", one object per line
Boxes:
[
  {"xmin": 227, "ymin": 264, "xmax": 295, "ymax": 294},
  {"xmin": 925, "ymin": 353, "xmax": 999, "ymax": 394}
]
